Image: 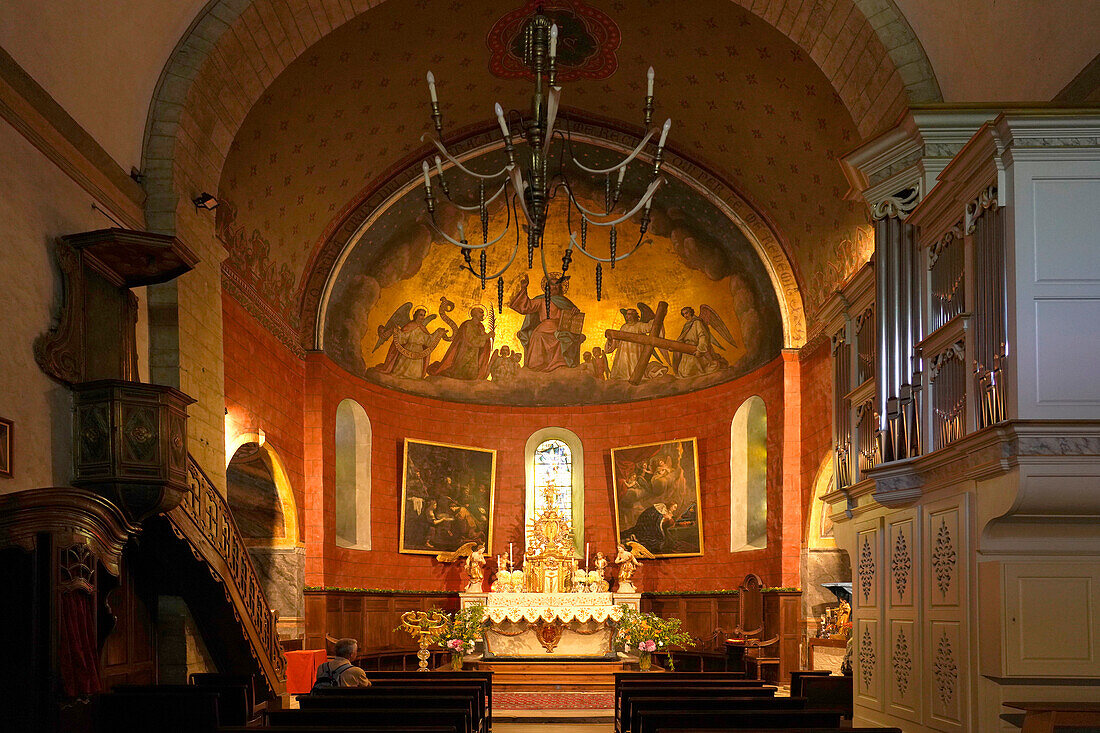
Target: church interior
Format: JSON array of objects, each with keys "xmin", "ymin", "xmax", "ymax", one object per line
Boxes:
[{"xmin": 1, "ymin": 1, "xmax": 1098, "ymax": 731}]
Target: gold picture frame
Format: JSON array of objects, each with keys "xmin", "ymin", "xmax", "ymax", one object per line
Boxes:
[
  {"xmin": 399, "ymin": 438, "xmax": 496, "ymax": 555},
  {"xmin": 611, "ymin": 437, "xmax": 703, "ymax": 558},
  {"xmin": 0, "ymin": 417, "xmax": 11, "ymax": 479}
]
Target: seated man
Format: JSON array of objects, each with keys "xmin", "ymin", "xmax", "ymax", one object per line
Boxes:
[{"xmin": 314, "ymin": 638, "xmax": 371, "ymax": 689}]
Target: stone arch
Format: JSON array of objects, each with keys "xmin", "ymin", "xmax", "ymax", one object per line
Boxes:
[
  {"xmin": 141, "ymin": 0, "xmax": 939, "ymax": 248},
  {"xmin": 335, "ymin": 398, "xmax": 372, "ymax": 551},
  {"xmin": 806, "ymin": 451, "xmax": 837, "ymax": 550},
  {"xmin": 730, "ymin": 395, "xmax": 768, "ymax": 552},
  {"xmin": 307, "ymin": 119, "xmax": 808, "ymax": 350},
  {"xmin": 225, "ymin": 430, "xmax": 300, "ymax": 547}
]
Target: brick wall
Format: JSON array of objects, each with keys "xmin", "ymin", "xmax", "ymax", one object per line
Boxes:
[
  {"xmin": 224, "ymin": 295, "xmax": 807, "ymax": 595},
  {"xmin": 305, "ymin": 351, "xmax": 791, "ymax": 593},
  {"xmin": 223, "ymin": 293, "xmax": 306, "ymax": 540}
]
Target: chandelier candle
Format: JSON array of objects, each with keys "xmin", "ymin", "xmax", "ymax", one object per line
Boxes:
[{"xmin": 416, "ymin": 7, "xmax": 672, "ymax": 302}]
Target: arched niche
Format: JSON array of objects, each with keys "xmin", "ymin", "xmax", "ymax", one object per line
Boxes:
[
  {"xmin": 730, "ymin": 395, "xmax": 768, "ymax": 552},
  {"xmin": 225, "ymin": 435, "xmax": 304, "ymax": 639},
  {"xmin": 335, "ymin": 399, "xmax": 372, "ymax": 550},
  {"xmin": 525, "ymin": 427, "xmax": 584, "ymax": 556},
  {"xmin": 807, "ymin": 452, "xmax": 837, "ymax": 550}
]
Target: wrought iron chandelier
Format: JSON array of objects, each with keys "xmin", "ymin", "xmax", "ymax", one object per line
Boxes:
[{"xmin": 420, "ymin": 7, "xmax": 672, "ymax": 314}]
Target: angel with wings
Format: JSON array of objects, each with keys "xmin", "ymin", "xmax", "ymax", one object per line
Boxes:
[
  {"xmin": 672, "ymin": 305, "xmax": 736, "ymax": 378},
  {"xmin": 614, "ymin": 540, "xmax": 656, "ymax": 592},
  {"xmin": 373, "ymin": 302, "xmax": 449, "ymax": 379},
  {"xmin": 435, "ymin": 541, "xmax": 486, "ymax": 591}
]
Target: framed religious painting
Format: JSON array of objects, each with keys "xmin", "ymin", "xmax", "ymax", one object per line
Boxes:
[
  {"xmin": 0, "ymin": 417, "xmax": 11, "ymax": 478},
  {"xmin": 611, "ymin": 437, "xmax": 703, "ymax": 557},
  {"xmin": 399, "ymin": 438, "xmax": 496, "ymax": 555}
]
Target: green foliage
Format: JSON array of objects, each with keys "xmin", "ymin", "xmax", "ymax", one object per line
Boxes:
[
  {"xmin": 426, "ymin": 604, "xmax": 486, "ymax": 655},
  {"xmin": 616, "ymin": 605, "xmax": 695, "ymax": 652}
]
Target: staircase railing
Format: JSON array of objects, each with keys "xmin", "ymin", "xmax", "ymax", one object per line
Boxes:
[{"xmin": 166, "ymin": 455, "xmax": 287, "ymax": 696}]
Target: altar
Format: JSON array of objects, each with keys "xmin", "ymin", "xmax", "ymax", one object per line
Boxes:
[
  {"xmin": 456, "ymin": 482, "xmax": 640, "ymax": 659},
  {"xmin": 461, "ymin": 590, "xmax": 638, "ymax": 658}
]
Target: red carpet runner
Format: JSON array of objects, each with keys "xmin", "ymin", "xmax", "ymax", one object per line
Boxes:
[{"xmin": 494, "ymin": 691, "xmax": 615, "ymax": 710}]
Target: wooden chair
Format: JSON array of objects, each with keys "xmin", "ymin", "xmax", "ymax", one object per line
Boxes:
[
  {"xmin": 789, "ymin": 669, "xmax": 831, "ymax": 696},
  {"xmin": 731, "ymin": 574, "xmax": 779, "ymax": 680}
]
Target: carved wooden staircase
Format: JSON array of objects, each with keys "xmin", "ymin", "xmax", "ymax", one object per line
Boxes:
[{"xmin": 161, "ymin": 456, "xmax": 288, "ymax": 699}]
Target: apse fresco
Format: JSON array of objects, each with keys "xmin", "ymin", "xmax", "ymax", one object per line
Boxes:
[{"xmin": 322, "ymin": 141, "xmax": 782, "ymax": 406}]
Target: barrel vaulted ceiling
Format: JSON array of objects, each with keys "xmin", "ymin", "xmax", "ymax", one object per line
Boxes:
[{"xmin": 208, "ymin": 0, "xmax": 903, "ymax": 344}]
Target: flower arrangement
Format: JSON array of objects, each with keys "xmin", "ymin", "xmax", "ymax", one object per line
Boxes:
[
  {"xmin": 426, "ymin": 604, "xmax": 486, "ymax": 670},
  {"xmin": 615, "ymin": 605, "xmax": 695, "ymax": 670}
]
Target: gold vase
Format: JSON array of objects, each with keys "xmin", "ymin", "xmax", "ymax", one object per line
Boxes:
[{"xmin": 638, "ymin": 651, "xmax": 652, "ymax": 671}]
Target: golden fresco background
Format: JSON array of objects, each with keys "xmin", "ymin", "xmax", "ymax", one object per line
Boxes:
[{"xmin": 323, "ymin": 142, "xmax": 782, "ymax": 405}]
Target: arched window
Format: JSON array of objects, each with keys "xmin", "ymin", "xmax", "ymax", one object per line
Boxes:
[
  {"xmin": 730, "ymin": 395, "xmax": 767, "ymax": 551},
  {"xmin": 525, "ymin": 428, "xmax": 584, "ymax": 555},
  {"xmin": 335, "ymin": 399, "xmax": 371, "ymax": 549}
]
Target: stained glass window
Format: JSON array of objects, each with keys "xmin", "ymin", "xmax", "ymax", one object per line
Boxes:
[{"xmin": 533, "ymin": 439, "xmax": 572, "ymax": 531}]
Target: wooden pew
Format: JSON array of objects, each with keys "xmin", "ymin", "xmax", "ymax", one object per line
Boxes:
[
  {"xmin": 652, "ymin": 728, "xmax": 902, "ymax": 733},
  {"xmin": 628, "ymin": 696, "xmax": 806, "ymax": 733},
  {"xmin": 190, "ymin": 673, "xmax": 265, "ymax": 723},
  {"xmin": 107, "ymin": 683, "xmax": 252, "ymax": 727},
  {"xmin": 789, "ymin": 670, "xmax": 831, "ymax": 697},
  {"xmin": 97, "ymin": 690, "xmax": 221, "ymax": 733},
  {"xmin": 635, "ymin": 709, "xmax": 843, "ymax": 733},
  {"xmin": 267, "ymin": 707, "xmax": 472, "ymax": 733},
  {"xmin": 800, "ymin": 674, "xmax": 853, "ymax": 719},
  {"xmin": 298, "ymin": 689, "xmax": 485, "ymax": 733},
  {"xmin": 617, "ymin": 685, "xmax": 775, "ymax": 732},
  {"xmin": 616, "ymin": 677, "xmax": 769, "ymax": 731},
  {"xmin": 313, "ymin": 672, "xmax": 492, "ymax": 726},
  {"xmin": 220, "ymin": 727, "xmax": 456, "ymax": 733}
]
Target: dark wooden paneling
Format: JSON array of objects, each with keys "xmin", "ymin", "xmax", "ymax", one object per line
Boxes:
[
  {"xmin": 304, "ymin": 591, "xmax": 458, "ymax": 652},
  {"xmin": 100, "ymin": 556, "xmax": 157, "ymax": 690}
]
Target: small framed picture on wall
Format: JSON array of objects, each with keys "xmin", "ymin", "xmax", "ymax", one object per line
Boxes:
[{"xmin": 0, "ymin": 417, "xmax": 12, "ymax": 478}]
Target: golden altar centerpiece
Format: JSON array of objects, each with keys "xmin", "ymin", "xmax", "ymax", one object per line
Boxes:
[{"xmin": 460, "ymin": 484, "xmax": 639, "ymax": 659}]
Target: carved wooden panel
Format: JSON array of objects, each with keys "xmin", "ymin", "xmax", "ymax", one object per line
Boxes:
[
  {"xmin": 888, "ymin": 619, "xmax": 919, "ymax": 717},
  {"xmin": 856, "ymin": 526, "xmax": 880, "ymax": 611},
  {"xmin": 888, "ymin": 518, "xmax": 916, "ymax": 608},
  {"xmin": 855, "ymin": 617, "xmax": 882, "ymax": 706},
  {"xmin": 923, "ymin": 497, "xmax": 969, "ymax": 731}
]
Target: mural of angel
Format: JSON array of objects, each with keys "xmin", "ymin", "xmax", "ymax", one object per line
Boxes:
[
  {"xmin": 428, "ymin": 298, "xmax": 495, "ymax": 380},
  {"xmin": 374, "ymin": 302, "xmax": 448, "ymax": 379},
  {"xmin": 508, "ymin": 273, "xmax": 586, "ymax": 371},
  {"xmin": 614, "ymin": 540, "xmax": 656, "ymax": 592},
  {"xmin": 672, "ymin": 305, "xmax": 736, "ymax": 378}
]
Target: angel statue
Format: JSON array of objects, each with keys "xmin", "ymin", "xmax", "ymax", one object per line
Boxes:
[
  {"xmin": 589, "ymin": 551, "xmax": 611, "ymax": 592},
  {"xmin": 374, "ymin": 302, "xmax": 448, "ymax": 379},
  {"xmin": 672, "ymin": 305, "xmax": 736, "ymax": 378},
  {"xmin": 614, "ymin": 541, "xmax": 656, "ymax": 593},
  {"xmin": 436, "ymin": 541, "xmax": 486, "ymax": 592}
]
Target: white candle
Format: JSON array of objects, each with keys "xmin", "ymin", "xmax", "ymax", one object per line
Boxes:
[
  {"xmin": 658, "ymin": 118, "xmax": 672, "ymax": 150},
  {"xmin": 617, "ymin": 167, "xmax": 626, "ymax": 188},
  {"xmin": 647, "ymin": 66, "xmax": 655, "ymax": 97},
  {"xmin": 421, "ymin": 160, "xmax": 431, "ymax": 191},
  {"xmin": 495, "ymin": 103, "xmax": 510, "ymax": 139},
  {"xmin": 426, "ymin": 71, "xmax": 438, "ymax": 103},
  {"xmin": 549, "ymin": 24, "xmax": 558, "ymax": 61},
  {"xmin": 509, "ymin": 542, "xmax": 513, "ymax": 565},
  {"xmin": 434, "ymin": 155, "xmax": 445, "ymax": 179},
  {"xmin": 457, "ymin": 221, "xmax": 465, "ymax": 241},
  {"xmin": 585, "ymin": 542, "xmax": 590, "ymax": 570}
]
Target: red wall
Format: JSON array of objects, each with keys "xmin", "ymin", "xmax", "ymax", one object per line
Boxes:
[
  {"xmin": 223, "ymin": 294, "xmax": 307, "ymax": 541},
  {"xmin": 798, "ymin": 337, "xmax": 834, "ymax": 537},
  {"xmin": 306, "ymin": 351, "xmax": 792, "ymax": 593},
  {"xmin": 223, "ymin": 294, "xmax": 809, "ymax": 594}
]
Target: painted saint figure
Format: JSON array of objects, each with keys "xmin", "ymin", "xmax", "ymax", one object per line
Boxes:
[
  {"xmin": 672, "ymin": 305, "xmax": 735, "ymax": 378},
  {"xmin": 508, "ymin": 273, "xmax": 586, "ymax": 371},
  {"xmin": 429, "ymin": 301, "xmax": 495, "ymax": 380},
  {"xmin": 374, "ymin": 303, "xmax": 448, "ymax": 379},
  {"xmin": 605, "ymin": 307, "xmax": 652, "ymax": 379}
]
